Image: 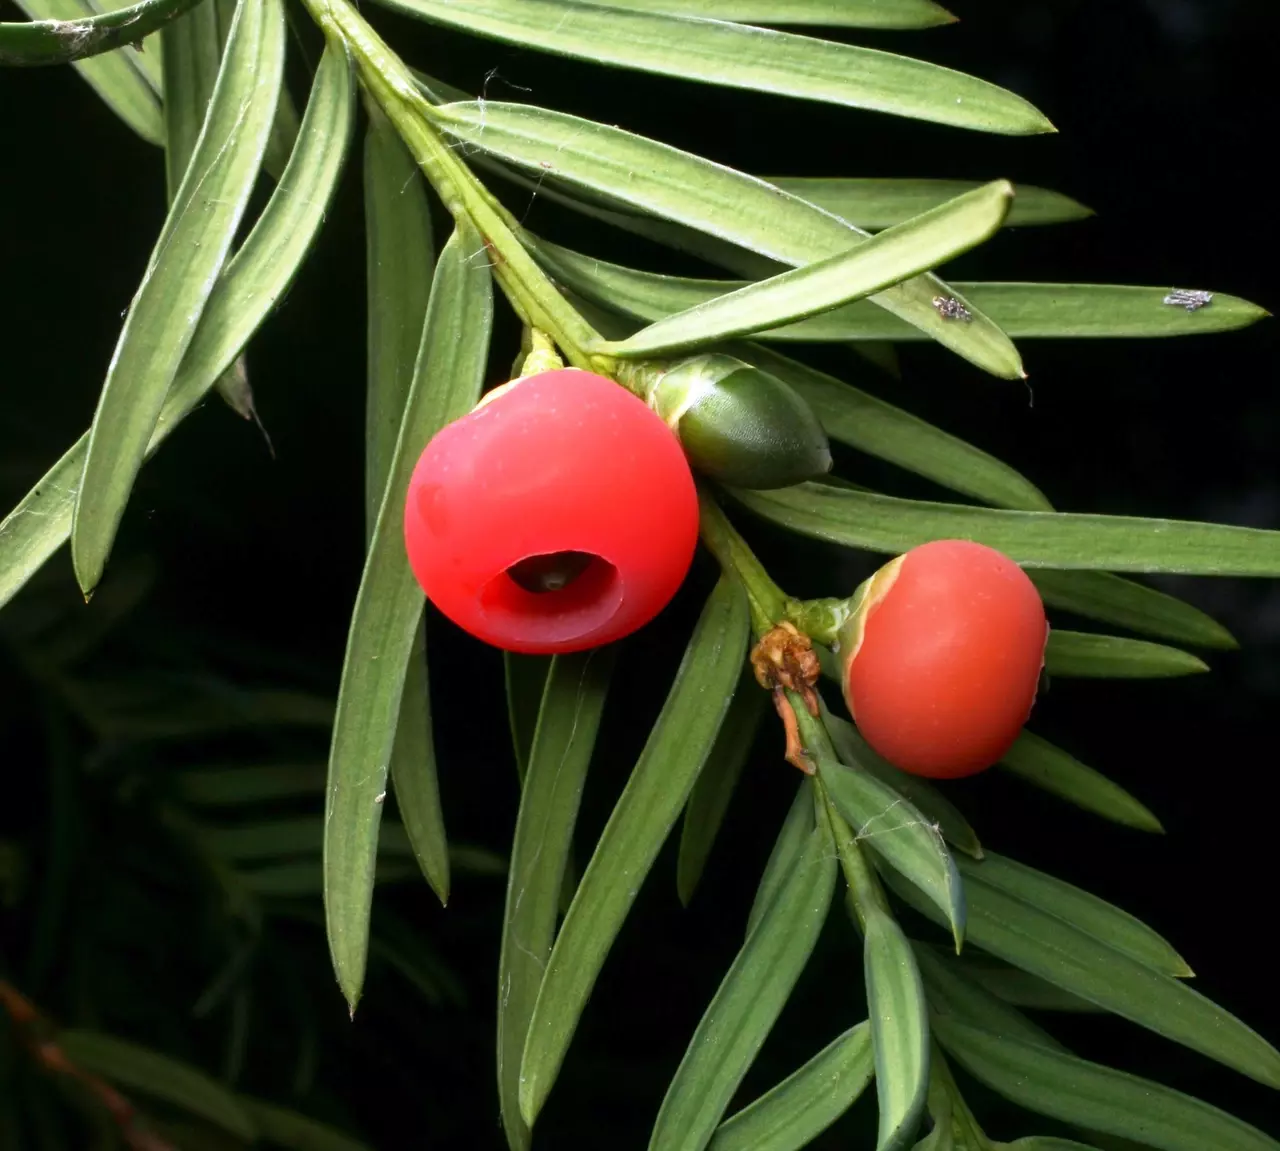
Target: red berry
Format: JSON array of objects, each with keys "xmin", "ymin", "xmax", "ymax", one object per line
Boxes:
[
  {"xmin": 839, "ymin": 540, "xmax": 1048, "ymax": 779},
  {"xmin": 403, "ymin": 368, "xmax": 699, "ymax": 654}
]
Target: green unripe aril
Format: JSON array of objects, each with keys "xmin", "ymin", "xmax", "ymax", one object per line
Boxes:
[{"xmin": 646, "ymin": 354, "xmax": 832, "ymax": 490}]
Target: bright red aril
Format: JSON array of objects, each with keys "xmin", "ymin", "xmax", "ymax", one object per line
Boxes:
[{"xmin": 404, "ymin": 368, "xmax": 699, "ymax": 654}]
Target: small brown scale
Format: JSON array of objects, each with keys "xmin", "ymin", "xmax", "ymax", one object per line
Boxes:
[{"xmin": 750, "ymin": 622, "xmax": 822, "ymax": 774}]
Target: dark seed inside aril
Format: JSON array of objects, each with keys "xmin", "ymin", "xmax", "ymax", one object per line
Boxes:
[{"xmin": 507, "ymin": 551, "xmax": 596, "ymax": 593}]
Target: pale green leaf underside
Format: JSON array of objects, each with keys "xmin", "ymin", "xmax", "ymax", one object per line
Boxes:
[
  {"xmin": 959, "ymin": 852, "xmax": 1191, "ymax": 978},
  {"xmin": 770, "ymin": 176, "xmax": 1091, "ymax": 230},
  {"xmin": 0, "ymin": 0, "xmax": 202, "ymax": 64},
  {"xmin": 708, "ymin": 1023, "xmax": 873, "ymax": 1151},
  {"xmin": 936, "ymin": 1018, "xmax": 1280, "ymax": 1151},
  {"xmin": 167, "ymin": 0, "xmax": 256, "ymax": 426},
  {"xmin": 957, "ymin": 957, "xmax": 1105, "ymax": 1014},
  {"xmin": 390, "ymin": 621, "xmax": 450, "ymax": 905},
  {"xmin": 650, "ymin": 823, "xmax": 837, "ymax": 1150},
  {"xmin": 949, "ymin": 955, "xmax": 1101, "ymax": 1014},
  {"xmin": 1044, "ymin": 630, "xmax": 1208, "ymax": 678},
  {"xmin": 532, "ymin": 244, "xmax": 1267, "ymax": 342},
  {"xmin": 0, "ymin": 45, "xmax": 354, "ymax": 612},
  {"xmin": 429, "ymin": 100, "xmax": 1023, "ymax": 377},
  {"xmin": 603, "ymin": 182, "xmax": 1013, "ymax": 357},
  {"xmin": 363, "ymin": 109, "xmax": 447, "ymax": 906},
  {"xmin": 729, "ymin": 482, "xmax": 1280, "ymax": 576},
  {"xmin": 10, "ymin": 0, "xmax": 161, "ymax": 141},
  {"xmin": 825, "ymin": 712, "xmax": 982, "ymax": 860},
  {"xmin": 161, "ymin": 0, "xmax": 221, "ymax": 199},
  {"xmin": 364, "ymin": 108, "xmax": 436, "ymax": 532},
  {"xmin": 88, "ymin": 0, "xmax": 162, "ymax": 87},
  {"xmin": 499, "ymin": 649, "xmax": 614, "ymax": 1151},
  {"xmin": 736, "ymin": 343, "xmax": 1050, "ymax": 513},
  {"xmin": 519, "ymin": 579, "xmax": 750, "ymax": 1127},
  {"xmin": 1029, "ymin": 570, "xmax": 1236, "ymax": 650},
  {"xmin": 382, "ymin": 0, "xmax": 1051, "ymax": 133},
  {"xmin": 865, "ymin": 908, "xmax": 930, "ymax": 1150},
  {"xmin": 915, "ymin": 943, "xmax": 1062, "ymax": 1053},
  {"xmin": 324, "ymin": 223, "xmax": 493, "ymax": 1010},
  {"xmin": 920, "ymin": 962, "xmax": 1177, "ymax": 1149},
  {"xmin": 818, "ymin": 745, "xmax": 965, "ymax": 948},
  {"xmin": 160, "ymin": 0, "xmax": 298, "ymax": 184},
  {"xmin": 999, "ymin": 731, "xmax": 1163, "ymax": 834},
  {"xmin": 71, "ymin": 0, "xmax": 284, "ymax": 595},
  {"xmin": 881, "ymin": 864, "xmax": 1280, "ymax": 1088},
  {"xmin": 594, "ymin": 0, "xmax": 955, "ymax": 29},
  {"xmin": 57, "ymin": 1031, "xmax": 257, "ymax": 1139}
]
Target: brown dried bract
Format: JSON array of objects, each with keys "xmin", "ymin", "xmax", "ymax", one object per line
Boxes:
[{"xmin": 751, "ymin": 623, "xmax": 821, "ymax": 774}]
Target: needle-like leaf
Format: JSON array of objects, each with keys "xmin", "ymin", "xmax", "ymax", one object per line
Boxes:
[
  {"xmin": 8, "ymin": 0, "xmax": 161, "ymax": 140},
  {"xmin": 324, "ymin": 223, "xmax": 492, "ymax": 1011},
  {"xmin": 650, "ymin": 822, "xmax": 837, "ymax": 1150},
  {"xmin": 1, "ymin": 44, "xmax": 354, "ymax": 610},
  {"xmin": 70, "ymin": 0, "xmax": 285, "ymax": 594},
  {"xmin": 498, "ymin": 649, "xmax": 614, "ymax": 1151},
  {"xmin": 601, "ymin": 182, "xmax": 1014, "ymax": 358},
  {"xmin": 385, "ymin": 0, "xmax": 1052, "ymax": 133},
  {"xmin": 518, "ymin": 579, "xmax": 749, "ymax": 1127}
]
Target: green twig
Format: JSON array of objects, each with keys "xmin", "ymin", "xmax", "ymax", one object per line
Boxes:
[
  {"xmin": 784, "ymin": 595, "xmax": 853, "ymax": 648},
  {"xmin": 696, "ymin": 489, "xmax": 786, "ymax": 637},
  {"xmin": 517, "ymin": 328, "xmax": 565, "ymax": 377},
  {"xmin": 795, "ymin": 704, "xmax": 891, "ymax": 928},
  {"xmin": 298, "ymin": 0, "xmax": 604, "ymax": 370}
]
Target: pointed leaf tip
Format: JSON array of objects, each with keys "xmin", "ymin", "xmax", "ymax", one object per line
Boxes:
[
  {"xmin": 864, "ymin": 908, "xmax": 930, "ymax": 1150},
  {"xmin": 498, "ymin": 649, "xmax": 614, "ymax": 1151},
  {"xmin": 402, "ymin": 0, "xmax": 1056, "ymax": 135},
  {"xmin": 0, "ymin": 42, "xmax": 354, "ymax": 614},
  {"xmin": 324, "ymin": 223, "xmax": 493, "ymax": 1012},
  {"xmin": 601, "ymin": 179, "xmax": 1017, "ymax": 359},
  {"xmin": 517, "ymin": 579, "xmax": 749, "ymax": 1128},
  {"xmin": 71, "ymin": 0, "xmax": 285, "ymax": 596},
  {"xmin": 999, "ymin": 731, "xmax": 1164, "ymax": 834},
  {"xmin": 649, "ymin": 823, "xmax": 837, "ymax": 1149}
]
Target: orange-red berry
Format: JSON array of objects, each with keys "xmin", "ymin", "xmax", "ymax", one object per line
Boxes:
[{"xmin": 839, "ymin": 540, "xmax": 1048, "ymax": 778}]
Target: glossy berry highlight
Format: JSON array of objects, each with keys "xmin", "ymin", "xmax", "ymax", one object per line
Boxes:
[
  {"xmin": 404, "ymin": 368, "xmax": 699, "ymax": 654},
  {"xmin": 838, "ymin": 539, "xmax": 1049, "ymax": 779}
]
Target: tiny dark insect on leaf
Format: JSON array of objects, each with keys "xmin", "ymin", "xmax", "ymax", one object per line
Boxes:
[{"xmin": 932, "ymin": 295, "xmax": 973, "ymax": 322}]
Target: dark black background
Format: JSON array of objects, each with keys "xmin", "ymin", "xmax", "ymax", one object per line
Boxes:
[{"xmin": 2, "ymin": 0, "xmax": 1278, "ymax": 1146}]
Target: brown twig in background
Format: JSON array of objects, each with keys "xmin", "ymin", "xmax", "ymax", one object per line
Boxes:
[{"xmin": 0, "ymin": 980, "xmax": 176, "ymax": 1151}]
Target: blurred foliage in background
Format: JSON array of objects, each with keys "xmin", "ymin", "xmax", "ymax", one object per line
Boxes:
[{"xmin": 2, "ymin": 0, "xmax": 1279, "ymax": 1147}]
